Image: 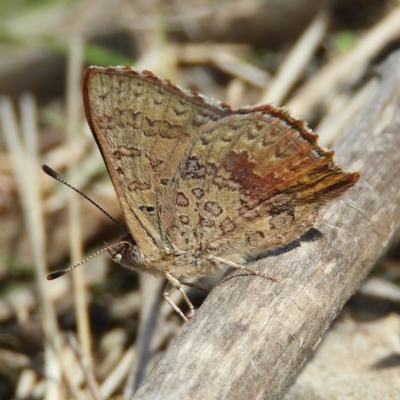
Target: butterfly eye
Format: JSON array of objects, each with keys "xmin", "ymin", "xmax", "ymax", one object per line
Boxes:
[{"xmin": 125, "ymin": 245, "xmax": 143, "ymax": 267}]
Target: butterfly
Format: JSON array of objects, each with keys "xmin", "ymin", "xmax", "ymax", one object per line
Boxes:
[{"xmin": 79, "ymin": 66, "xmax": 359, "ymax": 321}]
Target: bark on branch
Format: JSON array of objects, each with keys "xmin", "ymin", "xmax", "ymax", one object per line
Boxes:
[{"xmin": 132, "ymin": 50, "xmax": 400, "ymax": 400}]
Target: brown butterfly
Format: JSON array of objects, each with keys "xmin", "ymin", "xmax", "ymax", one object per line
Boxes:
[{"xmin": 52, "ymin": 66, "xmax": 359, "ymax": 321}]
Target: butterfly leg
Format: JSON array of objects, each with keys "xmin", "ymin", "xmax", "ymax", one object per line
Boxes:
[
  {"xmin": 164, "ymin": 273, "xmax": 195, "ymax": 322},
  {"xmin": 207, "ymin": 255, "xmax": 277, "ymax": 282}
]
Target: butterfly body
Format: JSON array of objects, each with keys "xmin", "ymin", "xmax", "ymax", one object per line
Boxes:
[{"xmin": 112, "ymin": 237, "xmax": 223, "ymax": 283}]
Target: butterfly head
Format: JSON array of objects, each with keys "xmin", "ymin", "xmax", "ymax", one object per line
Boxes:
[{"xmin": 108, "ymin": 235, "xmax": 144, "ymax": 269}]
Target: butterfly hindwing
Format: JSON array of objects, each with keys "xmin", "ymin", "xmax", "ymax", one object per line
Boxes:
[{"xmin": 162, "ymin": 110, "xmax": 358, "ymax": 261}]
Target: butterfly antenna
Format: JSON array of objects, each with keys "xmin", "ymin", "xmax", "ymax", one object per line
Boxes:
[
  {"xmin": 47, "ymin": 240, "xmax": 129, "ymax": 279},
  {"xmin": 42, "ymin": 164, "xmax": 129, "ymax": 235}
]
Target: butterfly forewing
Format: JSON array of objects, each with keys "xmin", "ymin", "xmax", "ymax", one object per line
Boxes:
[{"xmin": 83, "ymin": 67, "xmax": 233, "ymax": 258}]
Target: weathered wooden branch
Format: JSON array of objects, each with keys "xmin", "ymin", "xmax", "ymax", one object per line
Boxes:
[{"xmin": 132, "ymin": 50, "xmax": 400, "ymax": 400}]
